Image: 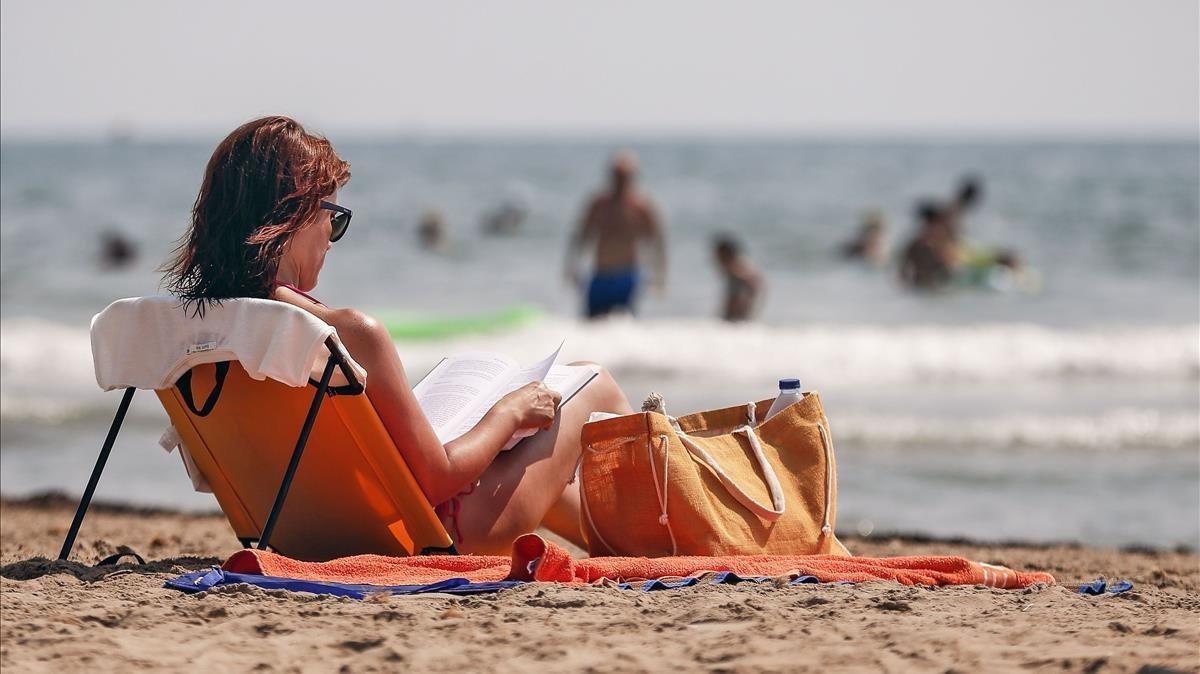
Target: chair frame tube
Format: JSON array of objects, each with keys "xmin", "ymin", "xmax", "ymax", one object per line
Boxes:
[
  {"xmin": 256, "ymin": 354, "xmax": 337, "ymax": 551},
  {"xmin": 58, "ymin": 387, "xmax": 136, "ymax": 561}
]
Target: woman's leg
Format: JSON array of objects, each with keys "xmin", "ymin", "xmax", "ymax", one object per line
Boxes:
[
  {"xmin": 539, "ymin": 480, "xmax": 584, "ymax": 548},
  {"xmin": 450, "ymin": 365, "xmax": 633, "ymax": 554}
]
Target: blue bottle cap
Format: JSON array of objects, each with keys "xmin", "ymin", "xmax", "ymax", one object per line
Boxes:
[{"xmin": 779, "ymin": 378, "xmax": 801, "ymax": 390}]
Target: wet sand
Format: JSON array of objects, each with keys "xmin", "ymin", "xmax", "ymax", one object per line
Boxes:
[{"xmin": 1, "ymin": 494, "xmax": 1197, "ymax": 673}]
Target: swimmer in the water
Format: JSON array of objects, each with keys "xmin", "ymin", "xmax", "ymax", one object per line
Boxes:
[
  {"xmin": 947, "ymin": 175, "xmax": 983, "ymax": 242},
  {"xmin": 899, "ymin": 201, "xmax": 957, "ymax": 290},
  {"xmin": 100, "ymin": 231, "xmax": 138, "ymax": 269},
  {"xmin": 482, "ymin": 184, "xmax": 531, "ymax": 236},
  {"xmin": 841, "ymin": 210, "xmax": 888, "ymax": 266},
  {"xmin": 418, "ymin": 209, "xmax": 449, "ymax": 252},
  {"xmin": 713, "ymin": 234, "xmax": 764, "ymax": 322}
]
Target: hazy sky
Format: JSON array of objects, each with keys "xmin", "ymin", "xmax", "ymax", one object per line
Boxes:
[{"xmin": 2, "ymin": 0, "xmax": 1196, "ymax": 137}]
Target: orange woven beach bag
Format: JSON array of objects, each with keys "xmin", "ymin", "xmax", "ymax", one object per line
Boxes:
[{"xmin": 579, "ymin": 394, "xmax": 850, "ymax": 557}]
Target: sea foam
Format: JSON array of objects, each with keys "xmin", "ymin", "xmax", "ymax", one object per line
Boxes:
[{"xmin": 3, "ymin": 317, "xmax": 1197, "ymax": 451}]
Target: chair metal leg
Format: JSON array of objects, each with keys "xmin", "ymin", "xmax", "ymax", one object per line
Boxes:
[
  {"xmin": 59, "ymin": 387, "xmax": 136, "ymax": 561},
  {"xmin": 257, "ymin": 357, "xmax": 337, "ymax": 551}
]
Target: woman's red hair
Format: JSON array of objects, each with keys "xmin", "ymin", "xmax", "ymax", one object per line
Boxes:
[{"xmin": 162, "ymin": 116, "xmax": 350, "ymax": 313}]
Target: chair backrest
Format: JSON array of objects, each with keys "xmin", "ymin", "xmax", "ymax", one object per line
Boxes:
[
  {"xmin": 157, "ymin": 360, "xmax": 454, "ymax": 561},
  {"xmin": 90, "ymin": 296, "xmax": 452, "ymax": 560}
]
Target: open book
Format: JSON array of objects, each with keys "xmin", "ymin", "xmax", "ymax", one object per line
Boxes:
[{"xmin": 413, "ymin": 344, "xmax": 599, "ymax": 449}]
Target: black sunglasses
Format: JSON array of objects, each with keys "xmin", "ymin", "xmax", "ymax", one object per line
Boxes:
[{"xmin": 320, "ymin": 200, "xmax": 352, "ymax": 242}]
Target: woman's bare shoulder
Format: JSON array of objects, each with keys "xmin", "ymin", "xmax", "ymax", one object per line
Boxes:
[
  {"xmin": 272, "ymin": 287, "xmax": 387, "ymax": 338},
  {"xmin": 327, "ymin": 307, "xmax": 385, "ymax": 334}
]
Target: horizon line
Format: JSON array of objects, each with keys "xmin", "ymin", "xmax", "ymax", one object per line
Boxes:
[{"xmin": 2, "ymin": 124, "xmax": 1197, "ymax": 144}]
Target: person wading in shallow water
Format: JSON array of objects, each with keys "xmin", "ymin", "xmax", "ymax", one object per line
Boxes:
[
  {"xmin": 713, "ymin": 234, "xmax": 764, "ymax": 322},
  {"xmin": 564, "ymin": 151, "xmax": 667, "ymax": 319},
  {"xmin": 899, "ymin": 200, "xmax": 958, "ymax": 291}
]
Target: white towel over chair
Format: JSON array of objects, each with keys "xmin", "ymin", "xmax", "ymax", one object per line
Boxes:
[
  {"xmin": 90, "ymin": 295, "xmax": 368, "ymax": 493},
  {"xmin": 90, "ymin": 296, "xmax": 365, "ymax": 392}
]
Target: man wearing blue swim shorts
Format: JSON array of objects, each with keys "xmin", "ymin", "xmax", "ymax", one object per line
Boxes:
[
  {"xmin": 586, "ymin": 267, "xmax": 641, "ymax": 318},
  {"xmin": 565, "ymin": 151, "xmax": 667, "ymax": 319}
]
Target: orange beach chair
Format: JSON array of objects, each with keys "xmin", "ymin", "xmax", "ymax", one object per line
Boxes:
[{"xmin": 59, "ymin": 297, "xmax": 454, "ymax": 562}]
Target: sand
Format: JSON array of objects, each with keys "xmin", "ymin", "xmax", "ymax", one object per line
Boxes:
[{"xmin": 1, "ymin": 494, "xmax": 1197, "ymax": 673}]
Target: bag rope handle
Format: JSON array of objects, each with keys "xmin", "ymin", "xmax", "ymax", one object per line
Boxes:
[
  {"xmin": 816, "ymin": 422, "xmax": 834, "ymax": 536},
  {"xmin": 646, "ymin": 433, "xmax": 678, "ymax": 556},
  {"xmin": 674, "ymin": 402, "xmax": 787, "ymax": 522},
  {"xmin": 579, "ymin": 444, "xmax": 619, "ymax": 556}
]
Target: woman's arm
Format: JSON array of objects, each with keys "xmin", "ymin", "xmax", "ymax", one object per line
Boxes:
[{"xmin": 274, "ymin": 288, "xmax": 555, "ymax": 504}]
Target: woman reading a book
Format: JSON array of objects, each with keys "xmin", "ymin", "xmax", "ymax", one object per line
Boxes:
[{"xmin": 163, "ymin": 116, "xmax": 634, "ymax": 554}]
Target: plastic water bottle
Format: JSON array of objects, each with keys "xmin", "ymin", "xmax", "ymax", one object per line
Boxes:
[{"xmin": 765, "ymin": 378, "xmax": 804, "ymax": 421}]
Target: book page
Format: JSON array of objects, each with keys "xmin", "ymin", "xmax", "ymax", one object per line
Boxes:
[
  {"xmin": 496, "ymin": 362, "xmax": 600, "ymax": 450},
  {"xmin": 442, "ymin": 344, "xmax": 562, "ymax": 441},
  {"xmin": 412, "ymin": 352, "xmax": 517, "ymax": 441},
  {"xmin": 543, "ymin": 363, "xmax": 601, "ymax": 406}
]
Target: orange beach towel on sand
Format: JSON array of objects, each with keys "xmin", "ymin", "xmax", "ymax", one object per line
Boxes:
[{"xmin": 223, "ymin": 534, "xmax": 1055, "ymax": 589}]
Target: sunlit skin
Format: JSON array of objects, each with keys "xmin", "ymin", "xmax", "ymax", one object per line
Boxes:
[
  {"xmin": 273, "ymin": 195, "xmax": 634, "ymax": 554},
  {"xmin": 275, "ymin": 196, "xmax": 335, "ymax": 292},
  {"xmin": 565, "ymin": 152, "xmax": 667, "ymax": 291},
  {"xmin": 715, "ymin": 247, "xmax": 763, "ymax": 322},
  {"xmin": 842, "ymin": 214, "xmax": 888, "ymax": 266},
  {"xmin": 899, "ymin": 212, "xmax": 959, "ymax": 290}
]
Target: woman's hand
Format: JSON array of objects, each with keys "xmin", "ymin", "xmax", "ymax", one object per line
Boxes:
[{"xmin": 496, "ymin": 382, "xmax": 561, "ymax": 431}]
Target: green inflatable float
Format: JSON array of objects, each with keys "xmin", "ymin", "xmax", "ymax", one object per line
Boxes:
[{"xmin": 378, "ymin": 304, "xmax": 542, "ymax": 341}]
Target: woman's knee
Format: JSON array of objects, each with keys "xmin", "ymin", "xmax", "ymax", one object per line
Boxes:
[
  {"xmin": 567, "ymin": 361, "xmax": 615, "ymax": 388},
  {"xmin": 567, "ymin": 361, "xmax": 632, "ymax": 414}
]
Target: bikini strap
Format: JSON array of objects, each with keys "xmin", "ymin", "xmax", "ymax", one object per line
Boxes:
[{"xmin": 274, "ymin": 281, "xmax": 325, "ymax": 306}]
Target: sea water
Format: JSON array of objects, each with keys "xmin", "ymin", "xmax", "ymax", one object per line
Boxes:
[{"xmin": 1, "ymin": 137, "xmax": 1197, "ymax": 548}]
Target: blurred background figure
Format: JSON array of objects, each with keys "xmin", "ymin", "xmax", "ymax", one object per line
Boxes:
[
  {"xmin": 840, "ymin": 209, "xmax": 888, "ymax": 265},
  {"xmin": 948, "ymin": 174, "xmax": 983, "ymax": 240},
  {"xmin": 713, "ymin": 234, "xmax": 764, "ymax": 322},
  {"xmin": 99, "ymin": 230, "xmax": 137, "ymax": 270},
  {"xmin": 981, "ymin": 248, "xmax": 1022, "ymax": 292},
  {"xmin": 899, "ymin": 200, "xmax": 957, "ymax": 290},
  {"xmin": 481, "ymin": 183, "xmax": 531, "ymax": 236},
  {"xmin": 960, "ymin": 246, "xmax": 1042, "ymax": 294},
  {"xmin": 564, "ymin": 151, "xmax": 667, "ymax": 319},
  {"xmin": 417, "ymin": 209, "xmax": 449, "ymax": 252}
]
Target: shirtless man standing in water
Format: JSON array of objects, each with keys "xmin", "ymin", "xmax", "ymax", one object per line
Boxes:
[{"xmin": 565, "ymin": 152, "xmax": 667, "ymax": 318}]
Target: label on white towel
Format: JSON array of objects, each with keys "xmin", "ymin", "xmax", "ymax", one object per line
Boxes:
[{"xmin": 186, "ymin": 341, "xmax": 217, "ymax": 354}]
